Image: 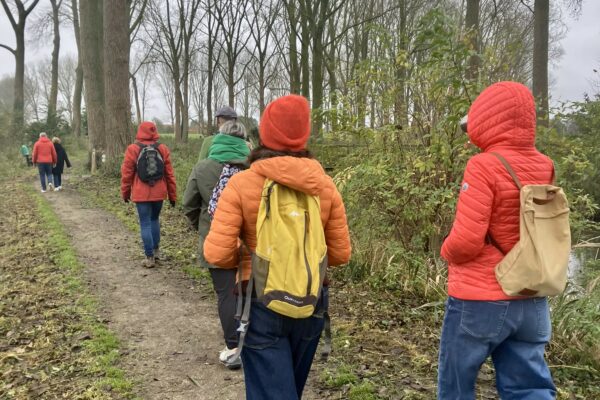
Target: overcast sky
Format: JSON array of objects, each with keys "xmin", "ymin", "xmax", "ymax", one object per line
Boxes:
[{"xmin": 1, "ymin": 0, "xmax": 599, "ymax": 121}]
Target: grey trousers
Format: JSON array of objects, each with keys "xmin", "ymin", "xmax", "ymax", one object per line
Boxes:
[{"xmin": 209, "ymin": 268, "xmax": 238, "ymax": 349}]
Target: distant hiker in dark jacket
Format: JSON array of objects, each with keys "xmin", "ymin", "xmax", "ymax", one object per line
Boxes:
[
  {"xmin": 198, "ymin": 106, "xmax": 238, "ymax": 161},
  {"xmin": 51, "ymin": 137, "xmax": 71, "ymax": 191},
  {"xmin": 183, "ymin": 120, "xmax": 250, "ymax": 370}
]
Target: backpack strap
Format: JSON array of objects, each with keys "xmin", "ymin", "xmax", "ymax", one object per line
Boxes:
[
  {"xmin": 491, "ymin": 152, "xmax": 522, "ymax": 190},
  {"xmin": 232, "ymin": 242, "xmax": 254, "ymax": 363}
]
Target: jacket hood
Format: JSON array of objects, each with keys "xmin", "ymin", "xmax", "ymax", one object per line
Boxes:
[
  {"xmin": 136, "ymin": 121, "xmax": 159, "ymax": 142},
  {"xmin": 467, "ymin": 81, "xmax": 536, "ymax": 151},
  {"xmin": 250, "ymin": 157, "xmax": 328, "ymax": 196},
  {"xmin": 38, "ymin": 136, "xmax": 51, "ymax": 143}
]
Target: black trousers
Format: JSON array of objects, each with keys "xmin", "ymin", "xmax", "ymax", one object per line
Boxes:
[{"xmin": 209, "ymin": 268, "xmax": 238, "ymax": 349}]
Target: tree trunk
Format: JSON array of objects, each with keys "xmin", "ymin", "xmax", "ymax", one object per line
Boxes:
[
  {"xmin": 299, "ymin": 0, "xmax": 310, "ymax": 99},
  {"xmin": 228, "ymin": 61, "xmax": 235, "ymax": 107},
  {"xmin": 259, "ymin": 63, "xmax": 266, "ymax": 114},
  {"xmin": 80, "ymin": 0, "xmax": 106, "ymax": 152},
  {"xmin": 394, "ymin": 0, "xmax": 407, "ymax": 125},
  {"xmin": 71, "ymin": 0, "xmax": 83, "ymax": 136},
  {"xmin": 131, "ymin": 74, "xmax": 142, "ymax": 125},
  {"xmin": 47, "ymin": 0, "xmax": 61, "ymax": 127},
  {"xmin": 286, "ymin": 1, "xmax": 301, "ymax": 94},
  {"xmin": 13, "ymin": 29, "xmax": 26, "ymax": 134},
  {"xmin": 533, "ymin": 0, "xmax": 549, "ymax": 128},
  {"xmin": 465, "ymin": 0, "xmax": 480, "ymax": 81},
  {"xmin": 104, "ymin": 0, "xmax": 131, "ymax": 167}
]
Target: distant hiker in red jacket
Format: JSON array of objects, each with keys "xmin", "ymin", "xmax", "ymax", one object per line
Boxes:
[
  {"xmin": 121, "ymin": 121, "xmax": 177, "ymax": 268},
  {"xmin": 438, "ymin": 82, "xmax": 556, "ymax": 399},
  {"xmin": 32, "ymin": 132, "xmax": 57, "ymax": 193}
]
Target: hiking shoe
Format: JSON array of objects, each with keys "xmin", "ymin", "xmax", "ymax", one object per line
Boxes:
[
  {"xmin": 48, "ymin": 182, "xmax": 54, "ymax": 191},
  {"xmin": 142, "ymin": 256, "xmax": 156, "ymax": 268},
  {"xmin": 153, "ymin": 248, "xmax": 163, "ymax": 261},
  {"xmin": 219, "ymin": 347, "xmax": 242, "ymax": 370}
]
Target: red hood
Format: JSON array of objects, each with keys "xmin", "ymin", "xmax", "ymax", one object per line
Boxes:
[
  {"xmin": 136, "ymin": 121, "xmax": 159, "ymax": 143},
  {"xmin": 250, "ymin": 157, "xmax": 329, "ymax": 196},
  {"xmin": 38, "ymin": 136, "xmax": 51, "ymax": 144},
  {"xmin": 467, "ymin": 81, "xmax": 536, "ymax": 151}
]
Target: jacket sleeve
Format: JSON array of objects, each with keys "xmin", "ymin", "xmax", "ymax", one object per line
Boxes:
[
  {"xmin": 182, "ymin": 167, "xmax": 201, "ymax": 230},
  {"xmin": 161, "ymin": 145, "xmax": 177, "ymax": 202},
  {"xmin": 441, "ymin": 156, "xmax": 494, "ymax": 265},
  {"xmin": 325, "ymin": 184, "xmax": 352, "ymax": 266},
  {"xmin": 51, "ymin": 145, "xmax": 57, "ymax": 164},
  {"xmin": 204, "ymin": 177, "xmax": 243, "ymax": 268},
  {"xmin": 32, "ymin": 142, "xmax": 38, "ymax": 164},
  {"xmin": 120, "ymin": 145, "xmax": 137, "ymax": 201},
  {"xmin": 64, "ymin": 149, "xmax": 71, "ymax": 168}
]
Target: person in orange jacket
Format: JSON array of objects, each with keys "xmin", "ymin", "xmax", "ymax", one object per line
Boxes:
[
  {"xmin": 32, "ymin": 132, "xmax": 57, "ymax": 193},
  {"xmin": 204, "ymin": 94, "xmax": 351, "ymax": 400},
  {"xmin": 121, "ymin": 121, "xmax": 177, "ymax": 268},
  {"xmin": 438, "ymin": 82, "xmax": 556, "ymax": 399}
]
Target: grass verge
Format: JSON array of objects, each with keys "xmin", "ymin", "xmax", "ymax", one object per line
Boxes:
[{"xmin": 0, "ymin": 180, "xmax": 135, "ymax": 399}]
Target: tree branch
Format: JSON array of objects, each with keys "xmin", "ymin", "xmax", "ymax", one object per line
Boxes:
[
  {"xmin": 0, "ymin": 43, "xmax": 16, "ymax": 55},
  {"xmin": 24, "ymin": 0, "xmax": 42, "ymax": 16},
  {"xmin": 0, "ymin": 0, "xmax": 18, "ymax": 29},
  {"xmin": 519, "ymin": 0, "xmax": 534, "ymax": 14}
]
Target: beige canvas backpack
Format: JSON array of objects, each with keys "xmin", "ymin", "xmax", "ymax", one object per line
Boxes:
[{"xmin": 491, "ymin": 153, "xmax": 571, "ymax": 297}]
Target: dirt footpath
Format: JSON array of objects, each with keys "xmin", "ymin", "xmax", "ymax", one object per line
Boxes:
[{"xmin": 42, "ymin": 186, "xmax": 322, "ymax": 400}]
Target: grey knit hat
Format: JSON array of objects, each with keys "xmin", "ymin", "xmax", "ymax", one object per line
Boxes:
[{"xmin": 215, "ymin": 106, "xmax": 237, "ymax": 119}]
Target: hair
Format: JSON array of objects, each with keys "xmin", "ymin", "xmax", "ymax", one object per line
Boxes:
[
  {"xmin": 220, "ymin": 120, "xmax": 247, "ymax": 140},
  {"xmin": 248, "ymin": 145, "xmax": 314, "ymax": 164},
  {"xmin": 52, "ymin": 136, "xmax": 61, "ymax": 144},
  {"xmin": 39, "ymin": 132, "xmax": 47, "ymax": 138}
]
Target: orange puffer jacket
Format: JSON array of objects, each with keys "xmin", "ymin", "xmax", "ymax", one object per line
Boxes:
[
  {"xmin": 120, "ymin": 128, "xmax": 177, "ymax": 203},
  {"xmin": 441, "ymin": 81, "xmax": 555, "ymax": 300},
  {"xmin": 204, "ymin": 156, "xmax": 351, "ymax": 280}
]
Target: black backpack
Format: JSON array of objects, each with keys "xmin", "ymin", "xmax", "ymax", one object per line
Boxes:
[{"xmin": 136, "ymin": 143, "xmax": 164, "ymax": 185}]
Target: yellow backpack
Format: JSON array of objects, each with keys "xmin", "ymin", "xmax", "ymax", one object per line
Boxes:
[
  {"xmin": 233, "ymin": 179, "xmax": 329, "ymax": 361},
  {"xmin": 251, "ymin": 179, "xmax": 328, "ymax": 317},
  {"xmin": 491, "ymin": 153, "xmax": 571, "ymax": 297}
]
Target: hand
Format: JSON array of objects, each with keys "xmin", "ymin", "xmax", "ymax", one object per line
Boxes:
[{"xmin": 169, "ymin": 200, "xmax": 176, "ymax": 208}]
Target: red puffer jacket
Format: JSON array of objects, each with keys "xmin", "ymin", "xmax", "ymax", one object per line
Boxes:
[
  {"xmin": 441, "ymin": 81, "xmax": 555, "ymax": 300},
  {"xmin": 120, "ymin": 122, "xmax": 177, "ymax": 203},
  {"xmin": 32, "ymin": 136, "xmax": 57, "ymax": 164}
]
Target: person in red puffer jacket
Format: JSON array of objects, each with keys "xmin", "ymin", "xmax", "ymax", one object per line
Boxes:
[
  {"xmin": 32, "ymin": 132, "xmax": 58, "ymax": 192},
  {"xmin": 121, "ymin": 121, "xmax": 177, "ymax": 268},
  {"xmin": 437, "ymin": 82, "xmax": 557, "ymax": 399}
]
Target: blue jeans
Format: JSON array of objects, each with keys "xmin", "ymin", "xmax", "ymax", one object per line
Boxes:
[
  {"xmin": 37, "ymin": 163, "xmax": 53, "ymax": 190},
  {"xmin": 135, "ymin": 201, "xmax": 163, "ymax": 257},
  {"xmin": 242, "ymin": 288, "xmax": 328, "ymax": 400},
  {"xmin": 438, "ymin": 296, "xmax": 556, "ymax": 400}
]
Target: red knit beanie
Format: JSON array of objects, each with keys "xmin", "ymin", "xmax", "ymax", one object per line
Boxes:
[{"xmin": 259, "ymin": 95, "xmax": 311, "ymax": 151}]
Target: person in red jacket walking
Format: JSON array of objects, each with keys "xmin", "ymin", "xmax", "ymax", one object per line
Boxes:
[
  {"xmin": 32, "ymin": 132, "xmax": 58, "ymax": 193},
  {"xmin": 121, "ymin": 121, "xmax": 177, "ymax": 268},
  {"xmin": 438, "ymin": 82, "xmax": 556, "ymax": 399}
]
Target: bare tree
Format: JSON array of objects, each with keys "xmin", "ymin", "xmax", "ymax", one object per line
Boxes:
[
  {"xmin": 58, "ymin": 55, "xmax": 77, "ymax": 123},
  {"xmin": 70, "ymin": 0, "xmax": 83, "ymax": 136},
  {"xmin": 532, "ymin": 0, "xmax": 549, "ymax": 127},
  {"xmin": 104, "ymin": 0, "xmax": 132, "ymax": 166},
  {"xmin": 212, "ymin": 0, "xmax": 251, "ymax": 107},
  {"xmin": 0, "ymin": 0, "xmax": 42, "ymax": 134},
  {"xmin": 47, "ymin": 0, "xmax": 64, "ymax": 127},
  {"xmin": 79, "ymin": 0, "xmax": 106, "ymax": 151},
  {"xmin": 465, "ymin": 0, "xmax": 480, "ymax": 81}
]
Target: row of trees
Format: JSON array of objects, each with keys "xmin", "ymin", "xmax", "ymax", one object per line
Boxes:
[{"xmin": 0, "ymin": 0, "xmax": 576, "ymax": 166}]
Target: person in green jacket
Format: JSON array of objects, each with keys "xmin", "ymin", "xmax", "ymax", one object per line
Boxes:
[
  {"xmin": 184, "ymin": 120, "xmax": 250, "ymax": 370},
  {"xmin": 20, "ymin": 143, "xmax": 32, "ymax": 166},
  {"xmin": 198, "ymin": 106, "xmax": 238, "ymax": 161}
]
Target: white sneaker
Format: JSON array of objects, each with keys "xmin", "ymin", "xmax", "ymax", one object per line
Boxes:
[
  {"xmin": 219, "ymin": 347, "xmax": 241, "ymax": 370},
  {"xmin": 41, "ymin": 189, "xmax": 46, "ymax": 193},
  {"xmin": 48, "ymin": 182, "xmax": 54, "ymax": 191},
  {"xmin": 54, "ymin": 187, "xmax": 60, "ymax": 192}
]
